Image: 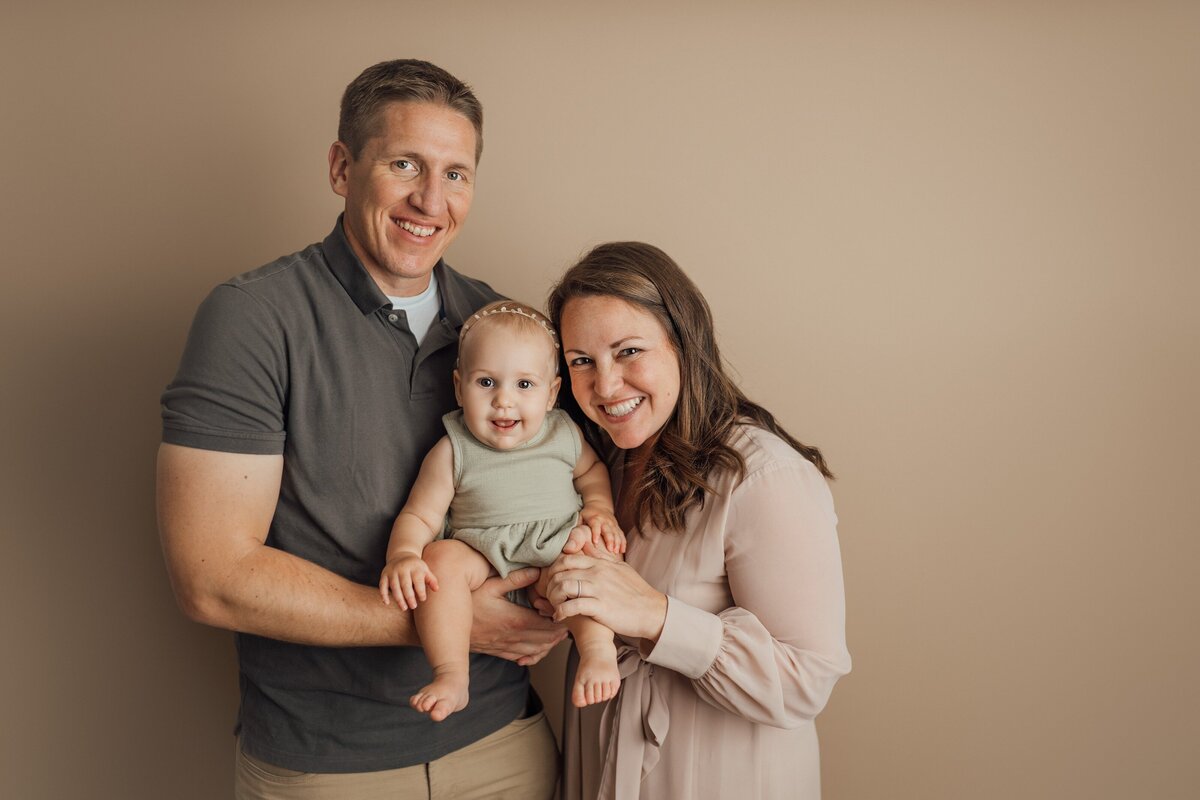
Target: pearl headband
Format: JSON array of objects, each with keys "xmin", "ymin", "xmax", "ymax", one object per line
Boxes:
[{"xmin": 459, "ymin": 302, "xmax": 560, "ymax": 350}]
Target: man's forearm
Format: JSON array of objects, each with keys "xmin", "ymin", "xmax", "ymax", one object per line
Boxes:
[{"xmin": 184, "ymin": 544, "xmax": 418, "ymax": 647}]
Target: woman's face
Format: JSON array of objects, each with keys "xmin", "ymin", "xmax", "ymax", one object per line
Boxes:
[{"xmin": 560, "ymin": 295, "xmax": 681, "ymax": 452}]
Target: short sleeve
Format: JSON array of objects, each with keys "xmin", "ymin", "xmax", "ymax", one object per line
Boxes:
[{"xmin": 161, "ymin": 284, "xmax": 288, "ymax": 454}]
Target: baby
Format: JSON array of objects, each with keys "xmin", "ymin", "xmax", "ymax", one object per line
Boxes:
[{"xmin": 380, "ymin": 300, "xmax": 623, "ymax": 721}]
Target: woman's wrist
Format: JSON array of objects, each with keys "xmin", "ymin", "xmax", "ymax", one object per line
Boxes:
[{"xmin": 641, "ymin": 590, "xmax": 668, "ymax": 643}]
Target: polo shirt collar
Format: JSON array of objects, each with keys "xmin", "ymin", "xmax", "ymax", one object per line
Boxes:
[{"xmin": 323, "ymin": 214, "xmax": 474, "ymax": 328}]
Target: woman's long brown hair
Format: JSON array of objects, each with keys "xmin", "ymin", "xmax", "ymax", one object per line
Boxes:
[{"xmin": 548, "ymin": 242, "xmax": 832, "ymax": 532}]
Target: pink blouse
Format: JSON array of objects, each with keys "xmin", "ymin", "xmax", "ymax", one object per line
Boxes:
[{"xmin": 561, "ymin": 424, "xmax": 851, "ymax": 799}]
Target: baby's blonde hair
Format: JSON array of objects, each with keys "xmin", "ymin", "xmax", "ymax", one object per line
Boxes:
[{"xmin": 457, "ymin": 300, "xmax": 560, "ymax": 372}]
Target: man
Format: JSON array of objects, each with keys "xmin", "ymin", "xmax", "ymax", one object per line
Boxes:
[{"xmin": 158, "ymin": 60, "xmax": 563, "ymax": 798}]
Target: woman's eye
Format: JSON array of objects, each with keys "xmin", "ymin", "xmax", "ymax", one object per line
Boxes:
[
  {"xmin": 477, "ymin": 377, "xmax": 494, "ymax": 388},
  {"xmin": 517, "ymin": 379, "xmax": 534, "ymax": 390},
  {"xmin": 568, "ymin": 357, "xmax": 592, "ymax": 368},
  {"xmin": 619, "ymin": 347, "xmax": 641, "ymax": 357}
]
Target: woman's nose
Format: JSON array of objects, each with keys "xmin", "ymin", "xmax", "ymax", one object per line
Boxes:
[{"xmin": 594, "ymin": 363, "xmax": 622, "ymax": 398}]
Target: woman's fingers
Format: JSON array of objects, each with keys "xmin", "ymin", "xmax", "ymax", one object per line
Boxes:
[{"xmin": 552, "ymin": 596, "xmax": 599, "ymax": 623}]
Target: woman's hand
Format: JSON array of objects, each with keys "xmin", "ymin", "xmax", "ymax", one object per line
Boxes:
[{"xmin": 544, "ymin": 542, "xmax": 668, "ymax": 643}]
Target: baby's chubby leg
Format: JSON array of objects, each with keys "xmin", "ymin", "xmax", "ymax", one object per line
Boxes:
[
  {"xmin": 536, "ymin": 560, "xmax": 621, "ymax": 708},
  {"xmin": 411, "ymin": 539, "xmax": 495, "ymax": 722}
]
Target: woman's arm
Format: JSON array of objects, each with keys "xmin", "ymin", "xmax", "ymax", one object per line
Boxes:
[
  {"xmin": 547, "ymin": 456, "xmax": 850, "ymax": 727},
  {"xmin": 645, "ymin": 459, "xmax": 851, "ymax": 726}
]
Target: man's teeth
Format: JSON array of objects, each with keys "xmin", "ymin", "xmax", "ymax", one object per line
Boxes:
[
  {"xmin": 398, "ymin": 220, "xmax": 435, "ymax": 237},
  {"xmin": 603, "ymin": 398, "xmax": 643, "ymax": 417}
]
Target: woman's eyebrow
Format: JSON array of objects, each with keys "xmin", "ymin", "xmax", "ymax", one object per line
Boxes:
[{"xmin": 565, "ymin": 336, "xmax": 647, "ymax": 357}]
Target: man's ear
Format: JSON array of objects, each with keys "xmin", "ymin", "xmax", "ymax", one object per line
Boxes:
[
  {"xmin": 453, "ymin": 369, "xmax": 464, "ymax": 407},
  {"xmin": 547, "ymin": 376, "xmax": 562, "ymax": 409},
  {"xmin": 328, "ymin": 141, "xmax": 352, "ymax": 198}
]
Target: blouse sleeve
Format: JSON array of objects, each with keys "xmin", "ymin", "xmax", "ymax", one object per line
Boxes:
[{"xmin": 642, "ymin": 457, "xmax": 851, "ymax": 728}]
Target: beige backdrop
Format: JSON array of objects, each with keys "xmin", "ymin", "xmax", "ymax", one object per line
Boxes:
[{"xmin": 2, "ymin": 2, "xmax": 1197, "ymax": 798}]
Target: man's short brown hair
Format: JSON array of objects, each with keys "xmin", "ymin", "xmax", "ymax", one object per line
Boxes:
[{"xmin": 338, "ymin": 59, "xmax": 483, "ymax": 162}]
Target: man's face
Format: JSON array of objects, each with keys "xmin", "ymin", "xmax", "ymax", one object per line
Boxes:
[{"xmin": 329, "ymin": 101, "xmax": 477, "ymax": 297}]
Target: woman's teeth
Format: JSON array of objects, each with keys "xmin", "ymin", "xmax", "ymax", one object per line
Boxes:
[{"xmin": 603, "ymin": 398, "xmax": 643, "ymax": 417}]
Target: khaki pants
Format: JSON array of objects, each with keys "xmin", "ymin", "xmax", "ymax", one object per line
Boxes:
[{"xmin": 234, "ymin": 712, "xmax": 559, "ymax": 799}]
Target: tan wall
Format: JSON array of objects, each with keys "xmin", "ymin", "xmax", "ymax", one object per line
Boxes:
[{"xmin": 3, "ymin": 2, "xmax": 1197, "ymax": 798}]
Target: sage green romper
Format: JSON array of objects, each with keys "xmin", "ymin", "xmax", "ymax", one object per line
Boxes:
[{"xmin": 442, "ymin": 408, "xmax": 582, "ymax": 578}]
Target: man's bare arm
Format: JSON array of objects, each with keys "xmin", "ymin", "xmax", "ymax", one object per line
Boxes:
[
  {"xmin": 157, "ymin": 443, "xmax": 416, "ymax": 646},
  {"xmin": 157, "ymin": 443, "xmax": 566, "ymax": 658}
]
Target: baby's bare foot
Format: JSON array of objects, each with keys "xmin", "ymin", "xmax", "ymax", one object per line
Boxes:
[
  {"xmin": 410, "ymin": 670, "xmax": 470, "ymax": 722},
  {"xmin": 572, "ymin": 647, "xmax": 621, "ymax": 708}
]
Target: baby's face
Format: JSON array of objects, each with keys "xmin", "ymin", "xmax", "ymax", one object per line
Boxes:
[{"xmin": 454, "ymin": 323, "xmax": 561, "ymax": 450}]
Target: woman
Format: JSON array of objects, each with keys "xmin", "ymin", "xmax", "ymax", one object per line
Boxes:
[{"xmin": 544, "ymin": 242, "xmax": 851, "ymax": 799}]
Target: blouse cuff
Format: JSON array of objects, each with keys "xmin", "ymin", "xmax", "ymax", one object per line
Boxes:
[{"xmin": 642, "ymin": 596, "xmax": 724, "ymax": 679}]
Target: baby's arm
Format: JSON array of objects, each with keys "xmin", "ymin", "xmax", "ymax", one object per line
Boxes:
[
  {"xmin": 380, "ymin": 438, "xmax": 456, "ymax": 610},
  {"xmin": 571, "ymin": 436, "xmax": 625, "ymax": 555}
]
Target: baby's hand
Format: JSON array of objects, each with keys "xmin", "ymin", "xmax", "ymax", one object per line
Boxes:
[
  {"xmin": 379, "ymin": 554, "xmax": 439, "ymax": 610},
  {"xmin": 580, "ymin": 507, "xmax": 626, "ymax": 554}
]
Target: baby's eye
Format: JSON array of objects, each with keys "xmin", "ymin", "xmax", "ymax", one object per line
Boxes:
[
  {"xmin": 477, "ymin": 377, "xmax": 495, "ymax": 388},
  {"xmin": 517, "ymin": 379, "xmax": 534, "ymax": 390}
]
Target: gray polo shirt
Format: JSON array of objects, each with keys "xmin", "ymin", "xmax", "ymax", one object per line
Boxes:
[{"xmin": 161, "ymin": 217, "xmax": 526, "ymax": 773}]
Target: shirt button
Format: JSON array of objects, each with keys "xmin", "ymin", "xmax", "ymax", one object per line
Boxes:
[{"xmin": 388, "ymin": 314, "xmax": 398, "ymax": 322}]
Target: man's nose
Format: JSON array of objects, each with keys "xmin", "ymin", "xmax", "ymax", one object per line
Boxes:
[{"xmin": 409, "ymin": 172, "xmax": 446, "ymax": 216}]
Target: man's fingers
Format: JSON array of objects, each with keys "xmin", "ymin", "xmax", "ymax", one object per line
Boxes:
[
  {"xmin": 530, "ymin": 595, "xmax": 555, "ymax": 617},
  {"xmin": 498, "ymin": 567, "xmax": 540, "ymax": 590}
]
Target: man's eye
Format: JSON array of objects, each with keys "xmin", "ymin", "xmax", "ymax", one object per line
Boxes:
[
  {"xmin": 517, "ymin": 380, "xmax": 534, "ymax": 390},
  {"xmin": 394, "ymin": 160, "xmax": 416, "ymax": 171},
  {"xmin": 447, "ymin": 170, "xmax": 462, "ymax": 181},
  {"xmin": 477, "ymin": 377, "xmax": 494, "ymax": 388}
]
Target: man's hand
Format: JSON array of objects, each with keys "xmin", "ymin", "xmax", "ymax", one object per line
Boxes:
[{"xmin": 470, "ymin": 567, "xmax": 566, "ymax": 666}]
